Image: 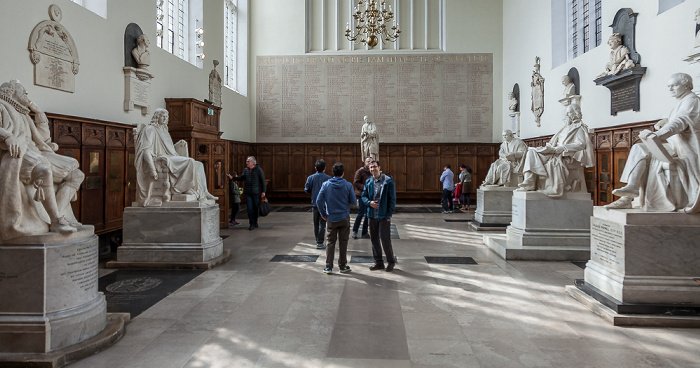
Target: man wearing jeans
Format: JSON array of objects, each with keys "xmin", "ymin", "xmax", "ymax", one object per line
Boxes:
[
  {"xmin": 361, "ymin": 160, "xmax": 397, "ymax": 272},
  {"xmin": 304, "ymin": 159, "xmax": 331, "ymax": 249},
  {"xmin": 316, "ymin": 163, "xmax": 356, "ymax": 274},
  {"xmin": 352, "ymin": 157, "xmax": 373, "ymax": 239},
  {"xmin": 232, "ymin": 156, "xmax": 266, "ymax": 230},
  {"xmin": 440, "ymin": 164, "xmax": 454, "ymax": 213}
]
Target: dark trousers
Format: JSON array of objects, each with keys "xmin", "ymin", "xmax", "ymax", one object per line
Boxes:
[
  {"xmin": 230, "ymin": 203, "xmax": 240, "ymax": 221},
  {"xmin": 352, "ymin": 198, "xmax": 369, "ymax": 235},
  {"xmin": 442, "ymin": 189, "xmax": 454, "ymax": 211},
  {"xmin": 312, "ymin": 206, "xmax": 326, "ymax": 245},
  {"xmin": 369, "ymin": 217, "xmax": 395, "ymax": 265},
  {"xmin": 246, "ymin": 194, "xmax": 260, "ymax": 226},
  {"xmin": 326, "ymin": 216, "xmax": 350, "ymax": 268}
]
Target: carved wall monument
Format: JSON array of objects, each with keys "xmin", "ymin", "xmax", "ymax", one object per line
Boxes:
[
  {"xmin": 530, "ymin": 57, "xmax": 544, "ymax": 127},
  {"xmin": 594, "ymin": 8, "xmax": 647, "ymax": 115},
  {"xmin": 27, "ymin": 4, "xmax": 80, "ymax": 93},
  {"xmin": 123, "ymin": 24, "xmax": 154, "ymax": 115},
  {"xmin": 509, "ymin": 84, "xmax": 520, "ymax": 136},
  {"xmin": 209, "ymin": 60, "xmax": 222, "ymax": 108},
  {"xmin": 256, "ymin": 53, "xmax": 493, "ymax": 143},
  {"xmin": 684, "ymin": 8, "xmax": 700, "ymax": 96}
]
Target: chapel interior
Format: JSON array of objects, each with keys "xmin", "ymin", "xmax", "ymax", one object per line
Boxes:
[{"xmin": 0, "ymin": 0, "xmax": 699, "ymax": 367}]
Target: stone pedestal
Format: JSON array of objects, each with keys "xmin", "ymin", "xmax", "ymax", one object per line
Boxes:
[
  {"xmin": 483, "ymin": 191, "xmax": 592, "ymax": 260},
  {"xmin": 116, "ymin": 202, "xmax": 223, "ymax": 264},
  {"xmin": 470, "ymin": 186, "xmax": 515, "ymax": 231},
  {"xmin": 0, "ymin": 226, "xmax": 107, "ymax": 353},
  {"xmin": 584, "ymin": 207, "xmax": 700, "ymax": 304},
  {"xmin": 123, "ymin": 66, "xmax": 153, "ymax": 115}
]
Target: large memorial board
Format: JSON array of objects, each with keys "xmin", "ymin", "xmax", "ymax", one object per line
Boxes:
[{"xmin": 256, "ymin": 54, "xmax": 493, "ymax": 143}]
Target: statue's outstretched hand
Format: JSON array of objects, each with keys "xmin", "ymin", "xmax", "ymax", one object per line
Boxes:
[{"xmin": 5, "ymin": 136, "xmax": 21, "ymax": 158}]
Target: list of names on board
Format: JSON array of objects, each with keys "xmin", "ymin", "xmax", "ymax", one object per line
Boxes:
[{"xmin": 256, "ymin": 54, "xmax": 493, "ymax": 143}]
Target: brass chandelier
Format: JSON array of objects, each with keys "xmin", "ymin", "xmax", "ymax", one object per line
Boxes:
[{"xmin": 345, "ymin": 0, "xmax": 401, "ymax": 49}]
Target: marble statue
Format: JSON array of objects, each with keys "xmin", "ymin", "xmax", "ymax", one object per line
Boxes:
[
  {"xmin": 482, "ymin": 130, "xmax": 527, "ymax": 187},
  {"xmin": 131, "ymin": 34, "xmax": 151, "ymax": 69},
  {"xmin": 694, "ymin": 9, "xmax": 700, "ymax": 49},
  {"xmin": 561, "ymin": 75, "xmax": 575, "ymax": 98},
  {"xmin": 507, "ymin": 92, "xmax": 518, "ymax": 113},
  {"xmin": 597, "ymin": 33, "xmax": 635, "ymax": 78},
  {"xmin": 531, "ymin": 57, "xmax": 544, "ymax": 127},
  {"xmin": 0, "ymin": 80, "xmax": 84, "ymax": 240},
  {"xmin": 134, "ymin": 108, "xmax": 217, "ymax": 206},
  {"xmin": 605, "ymin": 73, "xmax": 700, "ymax": 212},
  {"xmin": 209, "ymin": 60, "xmax": 222, "ymax": 107},
  {"xmin": 517, "ymin": 103, "xmax": 594, "ymax": 197},
  {"xmin": 361, "ymin": 115, "xmax": 379, "ymax": 161}
]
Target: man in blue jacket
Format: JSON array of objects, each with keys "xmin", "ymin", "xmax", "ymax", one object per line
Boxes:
[
  {"xmin": 316, "ymin": 162, "xmax": 356, "ymax": 274},
  {"xmin": 361, "ymin": 160, "xmax": 397, "ymax": 271},
  {"xmin": 304, "ymin": 159, "xmax": 331, "ymax": 249}
]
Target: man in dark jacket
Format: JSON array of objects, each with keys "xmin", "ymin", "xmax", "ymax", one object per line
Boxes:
[
  {"xmin": 361, "ymin": 160, "xmax": 397, "ymax": 271},
  {"xmin": 304, "ymin": 159, "xmax": 331, "ymax": 249},
  {"xmin": 316, "ymin": 163, "xmax": 356, "ymax": 274},
  {"xmin": 232, "ymin": 156, "xmax": 266, "ymax": 230},
  {"xmin": 352, "ymin": 157, "xmax": 373, "ymax": 239}
]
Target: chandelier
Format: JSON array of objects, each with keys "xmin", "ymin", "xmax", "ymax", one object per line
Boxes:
[{"xmin": 345, "ymin": 0, "xmax": 401, "ymax": 49}]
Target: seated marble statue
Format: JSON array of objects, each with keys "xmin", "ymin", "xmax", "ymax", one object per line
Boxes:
[
  {"xmin": 134, "ymin": 108, "xmax": 217, "ymax": 207},
  {"xmin": 0, "ymin": 80, "xmax": 84, "ymax": 241},
  {"xmin": 605, "ymin": 73, "xmax": 700, "ymax": 212},
  {"xmin": 597, "ymin": 33, "xmax": 635, "ymax": 78},
  {"xmin": 517, "ymin": 103, "xmax": 594, "ymax": 197},
  {"xmin": 482, "ymin": 130, "xmax": 527, "ymax": 187}
]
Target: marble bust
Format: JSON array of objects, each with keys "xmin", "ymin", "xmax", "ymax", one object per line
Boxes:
[
  {"xmin": 131, "ymin": 34, "xmax": 151, "ymax": 69},
  {"xmin": 134, "ymin": 108, "xmax": 217, "ymax": 206},
  {"xmin": 517, "ymin": 103, "xmax": 594, "ymax": 197},
  {"xmin": 481, "ymin": 130, "xmax": 527, "ymax": 187},
  {"xmin": 605, "ymin": 73, "xmax": 700, "ymax": 212},
  {"xmin": 561, "ymin": 75, "xmax": 575, "ymax": 98},
  {"xmin": 597, "ymin": 33, "xmax": 635, "ymax": 78},
  {"xmin": 507, "ymin": 92, "xmax": 518, "ymax": 114},
  {"xmin": 0, "ymin": 79, "xmax": 84, "ymax": 240},
  {"xmin": 360, "ymin": 115, "xmax": 379, "ymax": 161}
]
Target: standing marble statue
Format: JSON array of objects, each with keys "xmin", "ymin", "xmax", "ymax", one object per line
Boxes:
[
  {"xmin": 361, "ymin": 115, "xmax": 379, "ymax": 161},
  {"xmin": 517, "ymin": 103, "xmax": 594, "ymax": 197},
  {"xmin": 531, "ymin": 57, "xmax": 544, "ymax": 127},
  {"xmin": 131, "ymin": 34, "xmax": 151, "ymax": 69},
  {"xmin": 209, "ymin": 60, "xmax": 222, "ymax": 107},
  {"xmin": 482, "ymin": 130, "xmax": 527, "ymax": 187},
  {"xmin": 0, "ymin": 80, "xmax": 84, "ymax": 240},
  {"xmin": 596, "ymin": 33, "xmax": 635, "ymax": 78},
  {"xmin": 135, "ymin": 108, "xmax": 217, "ymax": 206},
  {"xmin": 605, "ymin": 73, "xmax": 700, "ymax": 212}
]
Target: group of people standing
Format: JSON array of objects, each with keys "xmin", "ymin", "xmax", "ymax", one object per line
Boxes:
[
  {"xmin": 440, "ymin": 164, "xmax": 473, "ymax": 213},
  {"xmin": 305, "ymin": 157, "xmax": 397, "ymax": 274}
]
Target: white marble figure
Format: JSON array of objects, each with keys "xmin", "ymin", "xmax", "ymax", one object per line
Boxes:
[
  {"xmin": 562, "ymin": 75, "xmax": 575, "ymax": 98},
  {"xmin": 209, "ymin": 60, "xmax": 222, "ymax": 107},
  {"xmin": 694, "ymin": 9, "xmax": 700, "ymax": 49},
  {"xmin": 531, "ymin": 57, "xmax": 544, "ymax": 127},
  {"xmin": 482, "ymin": 130, "xmax": 527, "ymax": 187},
  {"xmin": 507, "ymin": 92, "xmax": 518, "ymax": 114},
  {"xmin": 0, "ymin": 80, "xmax": 84, "ymax": 240},
  {"xmin": 597, "ymin": 33, "xmax": 635, "ymax": 78},
  {"xmin": 517, "ymin": 103, "xmax": 594, "ymax": 197},
  {"xmin": 131, "ymin": 34, "xmax": 151, "ymax": 69},
  {"xmin": 605, "ymin": 73, "xmax": 700, "ymax": 212},
  {"xmin": 361, "ymin": 115, "xmax": 379, "ymax": 161},
  {"xmin": 134, "ymin": 108, "xmax": 217, "ymax": 207}
]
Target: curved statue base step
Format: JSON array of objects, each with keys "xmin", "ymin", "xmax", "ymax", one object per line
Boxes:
[
  {"xmin": 0, "ymin": 313, "xmax": 128, "ymax": 367},
  {"xmin": 107, "ymin": 249, "xmax": 231, "ymax": 270},
  {"xmin": 0, "ymin": 227, "xmax": 108, "ymax": 353},
  {"xmin": 119, "ymin": 203, "xmax": 224, "ymax": 264}
]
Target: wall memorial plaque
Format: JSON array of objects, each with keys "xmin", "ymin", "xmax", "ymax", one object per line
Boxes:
[
  {"xmin": 28, "ymin": 5, "xmax": 79, "ymax": 93},
  {"xmin": 256, "ymin": 54, "xmax": 493, "ymax": 143}
]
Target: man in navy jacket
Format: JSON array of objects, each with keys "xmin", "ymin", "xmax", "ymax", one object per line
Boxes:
[
  {"xmin": 304, "ymin": 159, "xmax": 331, "ymax": 249},
  {"xmin": 361, "ymin": 160, "xmax": 397, "ymax": 271},
  {"xmin": 316, "ymin": 162, "xmax": 356, "ymax": 274}
]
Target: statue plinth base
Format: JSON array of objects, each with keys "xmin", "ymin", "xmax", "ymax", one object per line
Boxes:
[
  {"xmin": 470, "ymin": 186, "xmax": 516, "ymax": 231},
  {"xmin": 594, "ymin": 66, "xmax": 647, "ymax": 116},
  {"xmin": 115, "ymin": 202, "xmax": 223, "ymax": 265},
  {"xmin": 0, "ymin": 226, "xmax": 107, "ymax": 353},
  {"xmin": 123, "ymin": 66, "xmax": 153, "ymax": 115},
  {"xmin": 483, "ymin": 191, "xmax": 592, "ymax": 260}
]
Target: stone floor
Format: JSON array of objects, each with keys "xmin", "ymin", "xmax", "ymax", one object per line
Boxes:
[{"xmin": 74, "ymin": 207, "xmax": 700, "ymax": 368}]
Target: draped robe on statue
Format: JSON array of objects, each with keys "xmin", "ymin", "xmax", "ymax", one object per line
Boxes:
[
  {"xmin": 483, "ymin": 138, "xmax": 527, "ymax": 186},
  {"xmin": 520, "ymin": 121, "xmax": 595, "ymax": 197},
  {"xmin": 135, "ymin": 122, "xmax": 214, "ymax": 205}
]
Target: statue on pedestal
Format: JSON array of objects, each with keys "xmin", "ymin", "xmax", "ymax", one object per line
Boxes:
[
  {"xmin": 481, "ymin": 130, "xmax": 527, "ymax": 187},
  {"xmin": 517, "ymin": 103, "xmax": 594, "ymax": 197},
  {"xmin": 361, "ymin": 115, "xmax": 379, "ymax": 161},
  {"xmin": 134, "ymin": 108, "xmax": 217, "ymax": 206},
  {"xmin": 0, "ymin": 80, "xmax": 84, "ymax": 241},
  {"xmin": 596, "ymin": 33, "xmax": 635, "ymax": 78},
  {"xmin": 605, "ymin": 73, "xmax": 700, "ymax": 212}
]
